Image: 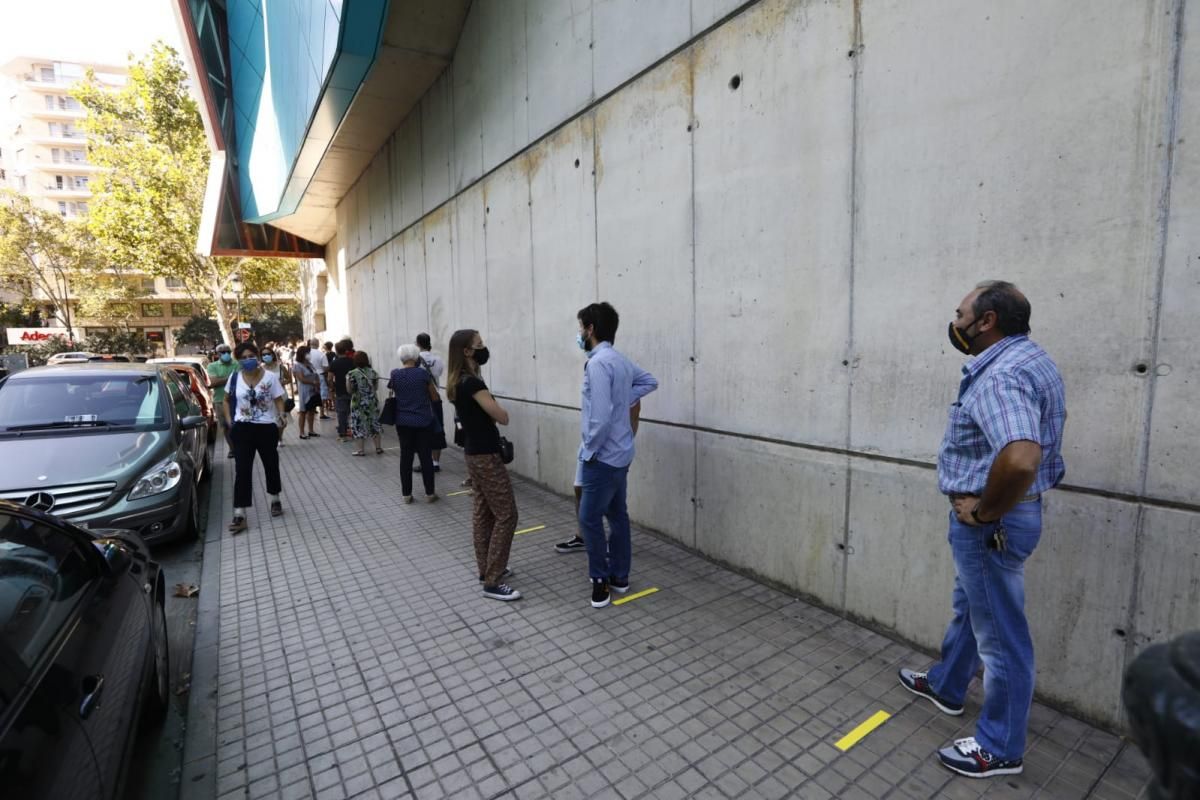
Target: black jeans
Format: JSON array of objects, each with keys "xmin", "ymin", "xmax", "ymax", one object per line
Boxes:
[
  {"xmin": 232, "ymin": 422, "xmax": 281, "ymax": 508},
  {"xmin": 397, "ymin": 425, "xmax": 435, "ymax": 497}
]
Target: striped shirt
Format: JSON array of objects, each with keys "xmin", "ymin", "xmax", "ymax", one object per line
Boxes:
[{"xmin": 937, "ymin": 335, "xmax": 1067, "ymax": 496}]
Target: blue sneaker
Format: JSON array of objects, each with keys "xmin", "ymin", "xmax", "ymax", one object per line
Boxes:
[
  {"xmin": 937, "ymin": 737, "xmax": 1023, "ymax": 778},
  {"xmin": 899, "ymin": 668, "xmax": 964, "ymax": 716}
]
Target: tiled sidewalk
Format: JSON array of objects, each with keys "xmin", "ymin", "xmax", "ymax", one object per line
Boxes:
[{"xmin": 181, "ymin": 418, "xmax": 1153, "ymax": 800}]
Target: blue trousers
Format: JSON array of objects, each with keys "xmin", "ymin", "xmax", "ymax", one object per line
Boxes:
[
  {"xmin": 928, "ymin": 500, "xmax": 1042, "ymax": 760},
  {"xmin": 577, "ymin": 460, "xmax": 631, "ymax": 581}
]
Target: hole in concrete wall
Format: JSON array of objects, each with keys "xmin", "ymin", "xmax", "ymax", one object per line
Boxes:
[
  {"xmin": 836, "ymin": 543, "xmax": 846, "ymax": 551},
  {"xmin": 686, "ymin": 124, "xmax": 693, "ymax": 132},
  {"xmin": 729, "ymin": 74, "xmax": 742, "ymax": 90},
  {"xmin": 486, "ymin": 206, "xmax": 490, "ymax": 214},
  {"xmin": 1134, "ymin": 362, "xmax": 1149, "ymax": 375},
  {"xmin": 1114, "ymin": 628, "xmax": 1127, "ymax": 638},
  {"xmin": 574, "ymin": 158, "xmax": 580, "ymax": 168},
  {"xmin": 842, "ymin": 359, "xmax": 849, "ymax": 366}
]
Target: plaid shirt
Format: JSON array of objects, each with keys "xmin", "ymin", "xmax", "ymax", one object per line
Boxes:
[{"xmin": 937, "ymin": 335, "xmax": 1067, "ymax": 496}]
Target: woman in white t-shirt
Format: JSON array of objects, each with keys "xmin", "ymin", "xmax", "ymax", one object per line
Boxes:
[{"xmin": 222, "ymin": 342, "xmax": 287, "ymax": 533}]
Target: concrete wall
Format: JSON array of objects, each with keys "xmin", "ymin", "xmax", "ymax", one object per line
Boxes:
[{"xmin": 318, "ymin": 0, "xmax": 1200, "ymax": 729}]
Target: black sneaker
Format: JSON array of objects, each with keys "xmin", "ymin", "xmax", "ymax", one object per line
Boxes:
[
  {"xmin": 591, "ymin": 580, "xmax": 610, "ymax": 608},
  {"xmin": 556, "ymin": 535, "xmax": 586, "ymax": 554},
  {"xmin": 937, "ymin": 737, "xmax": 1023, "ymax": 778},
  {"xmin": 609, "ymin": 577, "xmax": 630, "ymax": 594},
  {"xmin": 898, "ymin": 668, "xmax": 964, "ymax": 716},
  {"xmin": 482, "ymin": 583, "xmax": 522, "ymax": 602},
  {"xmin": 479, "ymin": 567, "xmax": 514, "ymax": 582}
]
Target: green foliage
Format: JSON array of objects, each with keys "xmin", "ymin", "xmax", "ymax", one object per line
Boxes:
[
  {"xmin": 249, "ymin": 306, "xmax": 303, "ymax": 345},
  {"xmin": 174, "ymin": 315, "xmax": 222, "ymax": 348},
  {"xmin": 73, "ymin": 42, "xmax": 301, "ymax": 345},
  {"xmin": 0, "ymin": 191, "xmax": 101, "ymax": 335},
  {"xmin": 85, "ymin": 329, "xmax": 154, "ymax": 356}
]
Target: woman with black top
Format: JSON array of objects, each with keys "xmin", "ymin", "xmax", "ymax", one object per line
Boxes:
[{"xmin": 446, "ymin": 328, "xmax": 520, "ymax": 602}]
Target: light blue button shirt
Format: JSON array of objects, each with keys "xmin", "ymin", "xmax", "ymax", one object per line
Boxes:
[{"xmin": 579, "ymin": 342, "xmax": 658, "ymax": 468}]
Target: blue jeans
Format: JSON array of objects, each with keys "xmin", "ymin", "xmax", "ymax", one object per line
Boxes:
[
  {"xmin": 928, "ymin": 500, "xmax": 1042, "ymax": 760},
  {"xmin": 578, "ymin": 460, "xmax": 631, "ymax": 581}
]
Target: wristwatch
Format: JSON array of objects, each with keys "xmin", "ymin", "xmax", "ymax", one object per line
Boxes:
[{"xmin": 970, "ymin": 504, "xmax": 997, "ymax": 525}]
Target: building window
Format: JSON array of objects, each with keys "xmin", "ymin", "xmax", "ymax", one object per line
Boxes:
[
  {"xmin": 171, "ymin": 302, "xmax": 194, "ymax": 317},
  {"xmin": 60, "ymin": 97, "xmax": 80, "ymax": 111},
  {"xmin": 164, "ymin": 277, "xmax": 185, "ymax": 289},
  {"xmin": 72, "ymin": 176, "xmax": 87, "ymax": 189},
  {"xmin": 54, "ymin": 175, "xmax": 64, "ymax": 190},
  {"xmin": 0, "ymin": 169, "xmax": 5, "ymax": 181},
  {"xmin": 73, "ymin": 202, "xmax": 87, "ymax": 215},
  {"xmin": 39, "ymin": 66, "xmax": 55, "ymax": 82},
  {"xmin": 44, "ymin": 95, "xmax": 56, "ymax": 110},
  {"xmin": 57, "ymin": 201, "xmax": 67, "ymax": 217},
  {"xmin": 140, "ymin": 278, "xmax": 157, "ymax": 293},
  {"xmin": 141, "ymin": 303, "xmax": 164, "ymax": 318}
]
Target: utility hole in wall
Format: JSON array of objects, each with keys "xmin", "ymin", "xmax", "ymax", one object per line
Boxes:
[
  {"xmin": 574, "ymin": 158, "xmax": 580, "ymax": 168},
  {"xmin": 729, "ymin": 74, "xmax": 742, "ymax": 90}
]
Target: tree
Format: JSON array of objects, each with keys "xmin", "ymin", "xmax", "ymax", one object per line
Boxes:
[
  {"xmin": 85, "ymin": 329, "xmax": 153, "ymax": 356},
  {"xmin": 74, "ymin": 43, "xmax": 300, "ymax": 347},
  {"xmin": 252, "ymin": 305, "xmax": 303, "ymax": 344},
  {"xmin": 174, "ymin": 314, "xmax": 221, "ymax": 349},
  {"xmin": 0, "ymin": 191, "xmax": 100, "ymax": 339}
]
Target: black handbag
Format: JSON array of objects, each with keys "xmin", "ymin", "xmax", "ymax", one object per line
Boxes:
[
  {"xmin": 378, "ymin": 394, "xmax": 396, "ymax": 426},
  {"xmin": 499, "ymin": 436, "xmax": 514, "ymax": 465}
]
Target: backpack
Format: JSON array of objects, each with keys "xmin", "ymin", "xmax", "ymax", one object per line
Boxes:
[{"xmin": 226, "ymin": 370, "xmax": 239, "ymax": 420}]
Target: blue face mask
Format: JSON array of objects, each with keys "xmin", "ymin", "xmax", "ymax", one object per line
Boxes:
[
  {"xmin": 576, "ymin": 333, "xmax": 588, "ymax": 351},
  {"xmin": 219, "ymin": 352, "xmax": 231, "ymax": 363},
  {"xmin": 262, "ymin": 354, "xmax": 275, "ymax": 364},
  {"xmin": 240, "ymin": 357, "xmax": 259, "ymax": 371}
]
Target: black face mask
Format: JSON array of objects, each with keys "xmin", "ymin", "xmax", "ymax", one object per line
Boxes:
[
  {"xmin": 948, "ymin": 318, "xmax": 982, "ymax": 355},
  {"xmin": 473, "ymin": 347, "xmax": 490, "ymax": 366}
]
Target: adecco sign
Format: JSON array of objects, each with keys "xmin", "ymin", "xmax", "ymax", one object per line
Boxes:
[{"xmin": 5, "ymin": 328, "xmax": 72, "ymax": 346}]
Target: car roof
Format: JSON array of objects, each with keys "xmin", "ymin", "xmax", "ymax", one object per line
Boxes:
[
  {"xmin": 149, "ymin": 356, "xmax": 206, "ymax": 363},
  {"xmin": 7, "ymin": 363, "xmax": 166, "ymax": 379}
]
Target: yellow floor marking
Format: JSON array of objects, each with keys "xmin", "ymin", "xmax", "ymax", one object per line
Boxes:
[
  {"xmin": 611, "ymin": 587, "xmax": 659, "ymax": 606},
  {"xmin": 447, "ymin": 490, "xmax": 472, "ymax": 497},
  {"xmin": 514, "ymin": 525, "xmax": 546, "ymax": 536},
  {"xmin": 834, "ymin": 710, "xmax": 891, "ymax": 752}
]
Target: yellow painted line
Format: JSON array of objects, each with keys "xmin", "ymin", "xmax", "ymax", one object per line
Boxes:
[
  {"xmin": 447, "ymin": 490, "xmax": 472, "ymax": 497},
  {"xmin": 611, "ymin": 587, "xmax": 659, "ymax": 606},
  {"xmin": 834, "ymin": 710, "xmax": 891, "ymax": 752},
  {"xmin": 514, "ymin": 525, "xmax": 546, "ymax": 536}
]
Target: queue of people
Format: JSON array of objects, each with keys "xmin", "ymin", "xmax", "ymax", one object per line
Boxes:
[{"xmin": 209, "ymin": 280, "xmax": 1063, "ymax": 782}]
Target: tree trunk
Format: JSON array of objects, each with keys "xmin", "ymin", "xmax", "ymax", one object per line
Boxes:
[{"xmin": 210, "ymin": 284, "xmax": 235, "ymax": 346}]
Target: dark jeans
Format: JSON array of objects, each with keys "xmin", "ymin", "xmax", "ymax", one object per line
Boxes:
[
  {"xmin": 232, "ymin": 422, "xmax": 281, "ymax": 508},
  {"xmin": 927, "ymin": 500, "xmax": 1042, "ymax": 760},
  {"xmin": 397, "ymin": 425, "xmax": 435, "ymax": 497},
  {"xmin": 335, "ymin": 395, "xmax": 351, "ymax": 435},
  {"xmin": 578, "ymin": 460, "xmax": 631, "ymax": 581}
]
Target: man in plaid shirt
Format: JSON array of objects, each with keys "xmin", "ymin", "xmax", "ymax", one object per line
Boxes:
[{"xmin": 900, "ymin": 281, "xmax": 1066, "ymax": 779}]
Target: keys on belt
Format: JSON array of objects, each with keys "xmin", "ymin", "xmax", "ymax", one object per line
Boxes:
[{"xmin": 987, "ymin": 521, "xmax": 1008, "ymax": 553}]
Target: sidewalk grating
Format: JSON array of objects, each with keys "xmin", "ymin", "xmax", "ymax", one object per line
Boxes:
[{"xmin": 184, "ymin": 418, "xmax": 1154, "ymax": 800}]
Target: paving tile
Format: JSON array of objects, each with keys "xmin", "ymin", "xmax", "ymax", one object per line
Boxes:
[{"xmin": 202, "ymin": 442, "xmax": 1151, "ymax": 800}]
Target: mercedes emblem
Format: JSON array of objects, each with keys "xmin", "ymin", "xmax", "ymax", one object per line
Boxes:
[{"xmin": 25, "ymin": 492, "xmax": 55, "ymax": 512}]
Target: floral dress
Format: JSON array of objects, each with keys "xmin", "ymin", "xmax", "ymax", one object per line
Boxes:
[{"xmin": 347, "ymin": 367, "xmax": 382, "ymax": 438}]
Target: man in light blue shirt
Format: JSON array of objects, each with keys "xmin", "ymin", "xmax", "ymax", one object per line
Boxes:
[{"xmin": 575, "ymin": 302, "xmax": 658, "ymax": 609}]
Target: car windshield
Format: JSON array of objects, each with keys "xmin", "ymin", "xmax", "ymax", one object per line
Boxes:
[{"xmin": 0, "ymin": 374, "xmax": 166, "ymax": 431}]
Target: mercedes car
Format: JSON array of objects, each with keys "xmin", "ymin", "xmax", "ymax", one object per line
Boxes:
[{"xmin": 0, "ymin": 364, "xmax": 210, "ymax": 545}]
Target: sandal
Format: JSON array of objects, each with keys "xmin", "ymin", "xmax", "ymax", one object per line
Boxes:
[
  {"xmin": 228, "ymin": 516, "xmax": 247, "ymax": 534},
  {"xmin": 298, "ymin": 434, "xmax": 309, "ymax": 440},
  {"xmin": 375, "ymin": 448, "xmax": 384, "ymax": 454},
  {"xmin": 270, "ymin": 501, "xmax": 283, "ymax": 517},
  {"xmin": 309, "ymin": 432, "xmax": 321, "ymax": 437},
  {"xmin": 352, "ymin": 451, "xmax": 365, "ymax": 457}
]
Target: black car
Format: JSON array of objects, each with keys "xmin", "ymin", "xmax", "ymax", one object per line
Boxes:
[
  {"xmin": 0, "ymin": 502, "xmax": 168, "ymax": 799},
  {"xmin": 0, "ymin": 364, "xmax": 210, "ymax": 545}
]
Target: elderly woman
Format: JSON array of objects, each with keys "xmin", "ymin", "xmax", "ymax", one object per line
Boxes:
[
  {"xmin": 388, "ymin": 343, "xmax": 440, "ymax": 503},
  {"xmin": 346, "ymin": 351, "xmax": 383, "ymax": 456},
  {"xmin": 291, "ymin": 344, "xmax": 322, "ymax": 439}
]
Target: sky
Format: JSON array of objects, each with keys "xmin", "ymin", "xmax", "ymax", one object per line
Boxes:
[{"xmin": 0, "ymin": 0, "xmax": 184, "ymax": 69}]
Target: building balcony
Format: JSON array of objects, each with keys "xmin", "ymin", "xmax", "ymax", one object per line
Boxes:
[
  {"xmin": 29, "ymin": 107, "xmax": 86, "ymax": 121},
  {"xmin": 30, "ymin": 132, "xmax": 88, "ymax": 146}
]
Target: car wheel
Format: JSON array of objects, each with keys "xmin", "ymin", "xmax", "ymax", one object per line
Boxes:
[{"xmin": 142, "ymin": 588, "xmax": 170, "ymax": 723}]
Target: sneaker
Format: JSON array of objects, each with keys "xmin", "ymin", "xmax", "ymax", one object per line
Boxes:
[
  {"xmin": 937, "ymin": 737, "xmax": 1023, "ymax": 778},
  {"xmin": 555, "ymin": 535, "xmax": 587, "ymax": 554},
  {"xmin": 482, "ymin": 583, "xmax": 522, "ymax": 602},
  {"xmin": 227, "ymin": 516, "xmax": 247, "ymax": 534},
  {"xmin": 426, "ymin": 493, "xmax": 440, "ymax": 503},
  {"xmin": 479, "ymin": 567, "xmax": 515, "ymax": 582},
  {"xmin": 899, "ymin": 668, "xmax": 964, "ymax": 716},
  {"xmin": 609, "ymin": 577, "xmax": 630, "ymax": 594},
  {"xmin": 270, "ymin": 501, "xmax": 283, "ymax": 517},
  {"xmin": 591, "ymin": 580, "xmax": 610, "ymax": 608},
  {"xmin": 433, "ymin": 465, "xmax": 442, "ymax": 473},
  {"xmin": 226, "ymin": 451, "xmax": 235, "ymax": 459}
]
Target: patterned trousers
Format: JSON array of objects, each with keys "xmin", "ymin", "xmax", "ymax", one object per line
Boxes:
[{"xmin": 465, "ymin": 453, "xmax": 518, "ymax": 586}]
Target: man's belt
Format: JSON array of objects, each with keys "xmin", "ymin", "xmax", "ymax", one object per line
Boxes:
[{"xmin": 948, "ymin": 493, "xmax": 1041, "ymax": 504}]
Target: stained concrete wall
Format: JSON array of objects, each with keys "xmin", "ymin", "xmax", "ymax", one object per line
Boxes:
[{"xmin": 315, "ymin": 0, "xmax": 1200, "ymax": 729}]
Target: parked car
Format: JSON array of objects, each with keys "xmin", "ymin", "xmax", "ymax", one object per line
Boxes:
[
  {"xmin": 0, "ymin": 363, "xmax": 210, "ymax": 545},
  {"xmin": 87, "ymin": 354, "xmax": 132, "ymax": 363},
  {"xmin": 0, "ymin": 501, "xmax": 168, "ymax": 799},
  {"xmin": 47, "ymin": 352, "xmax": 95, "ymax": 365},
  {"xmin": 157, "ymin": 362, "xmax": 217, "ymax": 444}
]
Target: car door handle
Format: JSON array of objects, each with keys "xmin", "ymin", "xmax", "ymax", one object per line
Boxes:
[{"xmin": 80, "ymin": 674, "xmax": 105, "ymax": 719}]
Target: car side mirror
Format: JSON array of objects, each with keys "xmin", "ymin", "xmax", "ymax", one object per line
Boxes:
[
  {"xmin": 95, "ymin": 539, "xmax": 133, "ymax": 575},
  {"xmin": 181, "ymin": 415, "xmax": 206, "ymax": 430}
]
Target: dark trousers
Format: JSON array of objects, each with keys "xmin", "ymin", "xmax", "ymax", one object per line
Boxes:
[
  {"xmin": 232, "ymin": 422, "xmax": 281, "ymax": 508},
  {"xmin": 335, "ymin": 395, "xmax": 351, "ymax": 436},
  {"xmin": 397, "ymin": 425, "xmax": 435, "ymax": 496}
]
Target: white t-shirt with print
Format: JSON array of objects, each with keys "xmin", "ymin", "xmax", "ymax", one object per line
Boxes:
[{"xmin": 227, "ymin": 369, "xmax": 286, "ymax": 424}]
